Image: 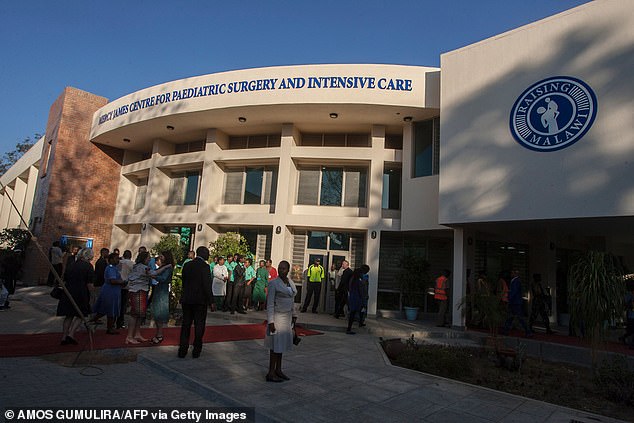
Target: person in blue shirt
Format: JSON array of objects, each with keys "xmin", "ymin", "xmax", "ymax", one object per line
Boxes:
[
  {"xmin": 92, "ymin": 253, "xmax": 127, "ymax": 334},
  {"xmin": 501, "ymin": 270, "xmax": 533, "ymax": 338}
]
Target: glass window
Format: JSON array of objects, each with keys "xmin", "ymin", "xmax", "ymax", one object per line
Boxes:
[
  {"xmin": 382, "ymin": 167, "xmax": 401, "ymax": 210},
  {"xmin": 344, "ymin": 168, "xmax": 367, "ymax": 207},
  {"xmin": 329, "ymin": 232, "xmax": 350, "ymax": 251},
  {"xmin": 169, "ymin": 171, "xmax": 200, "ymax": 206},
  {"xmin": 320, "ymin": 167, "xmax": 343, "ymax": 206},
  {"xmin": 183, "ymin": 171, "xmax": 200, "ymax": 205},
  {"xmin": 308, "ymin": 231, "xmax": 328, "ymax": 249},
  {"xmin": 297, "ymin": 169, "xmax": 320, "ymax": 205},
  {"xmin": 244, "ymin": 168, "xmax": 264, "ymax": 204},
  {"xmin": 414, "ymin": 120, "xmax": 433, "ymax": 177},
  {"xmin": 385, "ymin": 134, "xmax": 403, "ymax": 150},
  {"xmin": 134, "ymin": 177, "xmax": 148, "ymax": 211},
  {"xmin": 224, "ymin": 171, "xmax": 244, "ymax": 204}
]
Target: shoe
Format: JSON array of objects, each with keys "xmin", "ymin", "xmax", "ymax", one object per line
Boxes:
[
  {"xmin": 275, "ymin": 371, "xmax": 290, "ymax": 381},
  {"xmin": 192, "ymin": 349, "xmax": 201, "ymax": 358},
  {"xmin": 312, "ymin": 310, "xmax": 318, "ymax": 314},
  {"xmin": 116, "ymin": 324, "xmax": 126, "ymax": 329},
  {"xmin": 60, "ymin": 338, "xmax": 70, "ymax": 345},
  {"xmin": 265, "ymin": 375, "xmax": 283, "ymax": 383},
  {"xmin": 230, "ymin": 311, "xmax": 235, "ymax": 315},
  {"xmin": 237, "ymin": 310, "xmax": 246, "ymax": 314},
  {"xmin": 106, "ymin": 329, "xmax": 120, "ymax": 335},
  {"xmin": 151, "ymin": 336, "xmax": 164, "ymax": 345},
  {"xmin": 65, "ymin": 336, "xmax": 78, "ymax": 345},
  {"xmin": 346, "ymin": 330, "xmax": 356, "ymax": 335},
  {"xmin": 125, "ymin": 337, "xmax": 140, "ymax": 345},
  {"xmin": 178, "ymin": 347, "xmax": 188, "ymax": 358},
  {"xmin": 300, "ymin": 309, "xmax": 306, "ymax": 313},
  {"xmin": 359, "ymin": 323, "xmax": 366, "ymax": 327}
]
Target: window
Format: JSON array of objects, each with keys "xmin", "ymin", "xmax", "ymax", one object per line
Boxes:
[
  {"xmin": 223, "ymin": 167, "xmax": 278, "ymax": 205},
  {"xmin": 228, "ymin": 134, "xmax": 281, "ymax": 149},
  {"xmin": 174, "ymin": 141, "xmax": 204, "ymax": 154},
  {"xmin": 168, "ymin": 171, "xmax": 201, "ymax": 206},
  {"xmin": 385, "ymin": 134, "xmax": 403, "ymax": 150},
  {"xmin": 297, "ymin": 167, "xmax": 367, "ymax": 207},
  {"xmin": 382, "ymin": 167, "xmax": 401, "ymax": 210},
  {"xmin": 134, "ymin": 177, "xmax": 148, "ymax": 211},
  {"xmin": 307, "ymin": 231, "xmax": 351, "ymax": 251},
  {"xmin": 300, "ymin": 133, "xmax": 370, "ymax": 147},
  {"xmin": 413, "ymin": 117, "xmax": 440, "ymax": 177}
]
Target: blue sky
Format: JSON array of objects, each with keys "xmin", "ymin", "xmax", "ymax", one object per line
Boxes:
[{"xmin": 0, "ymin": 0, "xmax": 589, "ymax": 155}]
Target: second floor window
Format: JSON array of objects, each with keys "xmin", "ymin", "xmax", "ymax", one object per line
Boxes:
[
  {"xmin": 168, "ymin": 171, "xmax": 201, "ymax": 206},
  {"xmin": 134, "ymin": 177, "xmax": 148, "ymax": 211},
  {"xmin": 297, "ymin": 167, "xmax": 367, "ymax": 207},
  {"xmin": 223, "ymin": 167, "xmax": 278, "ymax": 205}
]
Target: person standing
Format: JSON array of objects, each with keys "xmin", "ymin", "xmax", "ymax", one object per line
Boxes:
[
  {"xmin": 346, "ymin": 265, "xmax": 370, "ymax": 334},
  {"xmin": 178, "ymin": 246, "xmax": 213, "ymax": 358},
  {"xmin": 502, "ymin": 270, "xmax": 533, "ymax": 337},
  {"xmin": 149, "ymin": 251, "xmax": 174, "ymax": 344},
  {"xmin": 301, "ymin": 258, "xmax": 324, "ymax": 313},
  {"xmin": 528, "ymin": 273, "xmax": 553, "ymax": 334},
  {"xmin": 116, "ymin": 250, "xmax": 134, "ymax": 329},
  {"xmin": 92, "ymin": 253, "xmax": 126, "ymax": 334},
  {"xmin": 212, "ymin": 257, "xmax": 228, "ymax": 312},
  {"xmin": 435, "ymin": 269, "xmax": 451, "ymax": 327},
  {"xmin": 265, "ymin": 260, "xmax": 297, "ymax": 382},
  {"xmin": 92, "ymin": 248, "xmax": 109, "ymax": 316},
  {"xmin": 243, "ymin": 257, "xmax": 256, "ymax": 310},
  {"xmin": 266, "ymin": 259, "xmax": 277, "ymax": 281},
  {"xmin": 231, "ymin": 255, "xmax": 247, "ymax": 314},
  {"xmin": 125, "ymin": 251, "xmax": 151, "ymax": 344},
  {"xmin": 47, "ymin": 241, "xmax": 64, "ymax": 286},
  {"xmin": 334, "ymin": 260, "xmax": 352, "ymax": 319},
  {"xmin": 222, "ymin": 255, "xmax": 236, "ymax": 312},
  {"xmin": 253, "ymin": 260, "xmax": 269, "ymax": 311},
  {"xmin": 56, "ymin": 248, "xmax": 95, "ymax": 345}
]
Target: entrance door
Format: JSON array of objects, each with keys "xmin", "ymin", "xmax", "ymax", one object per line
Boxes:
[{"xmin": 305, "ymin": 253, "xmax": 328, "ymax": 313}]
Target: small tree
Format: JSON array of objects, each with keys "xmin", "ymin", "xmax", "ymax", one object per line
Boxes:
[
  {"xmin": 568, "ymin": 250, "xmax": 625, "ymax": 367},
  {"xmin": 151, "ymin": 234, "xmax": 184, "ymax": 264},
  {"xmin": 0, "ymin": 228, "xmax": 31, "ymax": 250},
  {"xmin": 398, "ymin": 254, "xmax": 431, "ymax": 308},
  {"xmin": 209, "ymin": 232, "xmax": 252, "ymax": 260},
  {"xmin": 0, "ymin": 134, "xmax": 41, "ymax": 176}
]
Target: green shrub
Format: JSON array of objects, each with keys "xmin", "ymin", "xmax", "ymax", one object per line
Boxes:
[
  {"xmin": 594, "ymin": 355, "xmax": 634, "ymax": 405},
  {"xmin": 151, "ymin": 234, "xmax": 185, "ymax": 264},
  {"xmin": 394, "ymin": 343, "xmax": 477, "ymax": 379}
]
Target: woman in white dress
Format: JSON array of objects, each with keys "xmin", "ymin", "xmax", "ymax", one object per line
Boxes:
[{"xmin": 265, "ymin": 260, "xmax": 297, "ymax": 382}]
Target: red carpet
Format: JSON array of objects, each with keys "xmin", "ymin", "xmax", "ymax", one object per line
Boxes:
[{"xmin": 0, "ymin": 323, "xmax": 322, "ymax": 358}]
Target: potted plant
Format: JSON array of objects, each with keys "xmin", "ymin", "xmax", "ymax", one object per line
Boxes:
[{"xmin": 397, "ymin": 254, "xmax": 431, "ymax": 321}]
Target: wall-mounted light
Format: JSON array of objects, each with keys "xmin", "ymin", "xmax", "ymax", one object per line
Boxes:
[
  {"xmin": 142, "ymin": 223, "xmax": 147, "ymax": 231},
  {"xmin": 275, "ymin": 226, "xmax": 282, "ymax": 234},
  {"xmin": 371, "ymin": 230, "xmax": 377, "ymax": 239},
  {"xmin": 197, "ymin": 224, "xmax": 203, "ymax": 232},
  {"xmin": 329, "ymin": 113, "xmax": 338, "ymax": 119},
  {"xmin": 403, "ymin": 116, "xmax": 413, "ymax": 122},
  {"xmin": 166, "ymin": 125, "xmax": 175, "ymax": 130},
  {"xmin": 238, "ymin": 117, "xmax": 247, "ymax": 123},
  {"xmin": 123, "ymin": 138, "xmax": 131, "ymax": 143}
]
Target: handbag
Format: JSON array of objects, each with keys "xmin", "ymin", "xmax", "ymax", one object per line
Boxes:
[{"xmin": 50, "ymin": 286, "xmax": 63, "ymax": 300}]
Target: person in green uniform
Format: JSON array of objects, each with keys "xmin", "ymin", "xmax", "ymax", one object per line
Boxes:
[
  {"xmin": 243, "ymin": 258, "xmax": 256, "ymax": 310},
  {"xmin": 254, "ymin": 260, "xmax": 269, "ymax": 311}
]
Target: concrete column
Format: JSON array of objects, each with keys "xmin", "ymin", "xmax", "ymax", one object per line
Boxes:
[
  {"xmin": 200, "ymin": 129, "xmax": 227, "ymax": 216},
  {"xmin": 21, "ymin": 166, "xmax": 39, "ymax": 227},
  {"xmin": 270, "ymin": 123, "xmax": 297, "ymax": 263},
  {"xmin": 8, "ymin": 177, "xmax": 28, "ymax": 228},
  {"xmin": 0, "ymin": 186, "xmax": 15, "ymax": 229},
  {"xmin": 366, "ymin": 125, "xmax": 386, "ymax": 316},
  {"xmin": 452, "ymin": 227, "xmax": 467, "ymax": 328}
]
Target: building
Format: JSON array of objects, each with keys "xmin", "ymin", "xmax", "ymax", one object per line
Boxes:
[{"xmin": 1, "ymin": 0, "xmax": 632, "ymax": 327}]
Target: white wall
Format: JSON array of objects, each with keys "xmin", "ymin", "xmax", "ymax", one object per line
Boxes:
[{"xmin": 439, "ymin": 0, "xmax": 634, "ymax": 224}]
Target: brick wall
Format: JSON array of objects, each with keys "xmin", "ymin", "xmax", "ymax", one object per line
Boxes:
[{"xmin": 22, "ymin": 87, "xmax": 123, "ymax": 285}]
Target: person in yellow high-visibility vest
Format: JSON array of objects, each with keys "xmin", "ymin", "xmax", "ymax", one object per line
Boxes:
[
  {"xmin": 434, "ymin": 269, "xmax": 451, "ymax": 327},
  {"xmin": 301, "ymin": 258, "xmax": 325, "ymax": 313}
]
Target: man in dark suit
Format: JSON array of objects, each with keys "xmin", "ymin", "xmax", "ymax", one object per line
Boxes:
[
  {"xmin": 178, "ymin": 246, "xmax": 213, "ymax": 358},
  {"xmin": 334, "ymin": 260, "xmax": 352, "ymax": 319}
]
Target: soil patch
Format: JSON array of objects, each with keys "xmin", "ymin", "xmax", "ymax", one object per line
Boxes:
[{"xmin": 384, "ymin": 339, "xmax": 634, "ymax": 421}]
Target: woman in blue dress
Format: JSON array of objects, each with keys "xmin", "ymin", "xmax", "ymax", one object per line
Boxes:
[
  {"xmin": 150, "ymin": 250, "xmax": 174, "ymax": 344},
  {"xmin": 92, "ymin": 253, "xmax": 126, "ymax": 334}
]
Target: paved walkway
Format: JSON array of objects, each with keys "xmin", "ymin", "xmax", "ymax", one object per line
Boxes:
[{"xmin": 0, "ymin": 286, "xmax": 626, "ymax": 423}]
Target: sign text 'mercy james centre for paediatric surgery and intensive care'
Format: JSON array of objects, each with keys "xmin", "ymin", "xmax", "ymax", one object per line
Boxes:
[{"xmin": 98, "ymin": 75, "xmax": 414, "ymax": 125}]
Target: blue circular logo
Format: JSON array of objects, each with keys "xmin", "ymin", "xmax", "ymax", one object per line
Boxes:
[{"xmin": 509, "ymin": 76, "xmax": 597, "ymax": 152}]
